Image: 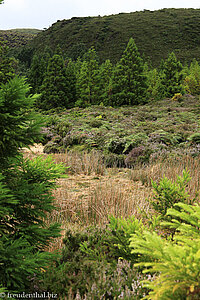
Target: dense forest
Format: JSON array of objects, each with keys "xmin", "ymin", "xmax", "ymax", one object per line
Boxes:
[{"xmin": 1, "ymin": 3, "xmax": 200, "ymax": 299}]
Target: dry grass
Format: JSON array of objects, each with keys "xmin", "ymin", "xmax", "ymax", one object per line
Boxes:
[
  {"xmin": 22, "ymin": 147, "xmax": 200, "ymax": 252},
  {"xmin": 129, "ymin": 155, "xmax": 200, "ymax": 199},
  {"xmin": 53, "ymin": 150, "xmax": 105, "ymax": 176},
  {"xmin": 52, "ymin": 172, "xmax": 151, "ymax": 226}
]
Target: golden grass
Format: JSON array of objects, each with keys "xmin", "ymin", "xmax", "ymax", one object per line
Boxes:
[
  {"xmin": 129, "ymin": 155, "xmax": 200, "ymax": 199},
  {"xmin": 53, "ymin": 150, "xmax": 105, "ymax": 176},
  {"xmin": 52, "ymin": 172, "xmax": 151, "ymax": 226},
  {"xmin": 23, "ymin": 148, "xmax": 200, "ymax": 252}
]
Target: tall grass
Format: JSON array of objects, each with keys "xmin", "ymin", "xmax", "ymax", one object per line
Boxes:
[
  {"xmin": 25, "ymin": 149, "xmax": 200, "ymax": 252},
  {"xmin": 53, "ymin": 150, "xmax": 105, "ymax": 176},
  {"xmin": 129, "ymin": 155, "xmax": 200, "ymax": 199}
]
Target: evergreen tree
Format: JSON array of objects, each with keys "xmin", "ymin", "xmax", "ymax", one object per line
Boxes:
[
  {"xmin": 39, "ymin": 53, "xmax": 71, "ymax": 109},
  {"xmin": 76, "ymin": 47, "xmax": 100, "ymax": 106},
  {"xmin": 160, "ymin": 52, "xmax": 184, "ymax": 98},
  {"xmin": 28, "ymin": 46, "xmax": 52, "ymax": 94},
  {"xmin": 0, "ymin": 40, "xmax": 16, "ymax": 85},
  {"xmin": 65, "ymin": 58, "xmax": 77, "ymax": 107},
  {"xmin": 184, "ymin": 59, "xmax": 200, "ymax": 95},
  {"xmin": 111, "ymin": 38, "xmax": 147, "ymax": 106},
  {"xmin": 28, "ymin": 54, "xmax": 46, "ymax": 93},
  {"xmin": 145, "ymin": 66, "xmax": 162, "ymax": 100},
  {"xmin": 0, "ymin": 77, "xmax": 64, "ymax": 292},
  {"xmin": 98, "ymin": 59, "xmax": 113, "ymax": 105}
]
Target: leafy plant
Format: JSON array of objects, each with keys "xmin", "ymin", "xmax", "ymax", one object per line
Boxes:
[
  {"xmin": 108, "ymin": 215, "xmax": 144, "ymax": 263},
  {"xmin": 149, "ymin": 170, "xmax": 195, "ymax": 219},
  {"xmin": 130, "ymin": 202, "xmax": 200, "ymax": 299}
]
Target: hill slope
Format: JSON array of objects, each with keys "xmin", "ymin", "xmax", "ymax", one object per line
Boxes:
[
  {"xmin": 0, "ymin": 29, "xmax": 41, "ymax": 49},
  {"xmin": 19, "ymin": 8, "xmax": 200, "ymax": 66}
]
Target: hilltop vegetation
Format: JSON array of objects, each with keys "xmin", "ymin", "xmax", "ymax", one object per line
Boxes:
[
  {"xmin": 0, "ymin": 28, "xmax": 41, "ymax": 49},
  {"xmin": 16, "ymin": 8, "xmax": 200, "ymax": 66}
]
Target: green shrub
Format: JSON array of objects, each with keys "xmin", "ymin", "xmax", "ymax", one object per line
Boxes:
[
  {"xmin": 188, "ymin": 132, "xmax": 200, "ymax": 144},
  {"xmin": 108, "ymin": 215, "xmax": 144, "ymax": 263},
  {"xmin": 148, "ymin": 130, "xmax": 180, "ymax": 145},
  {"xmin": 42, "ymin": 226, "xmax": 152, "ymax": 299},
  {"xmin": 42, "ymin": 226, "xmax": 116, "ymax": 298},
  {"xmin": 54, "ymin": 120, "xmax": 71, "ymax": 137},
  {"xmin": 88, "ymin": 119, "xmax": 103, "ymax": 128},
  {"xmin": 130, "ymin": 202, "xmax": 200, "ymax": 300},
  {"xmin": 149, "ymin": 170, "xmax": 195, "ymax": 219}
]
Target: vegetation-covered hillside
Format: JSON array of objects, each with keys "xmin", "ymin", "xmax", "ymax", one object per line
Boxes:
[
  {"xmin": 18, "ymin": 8, "xmax": 200, "ymax": 66},
  {"xmin": 0, "ymin": 28, "xmax": 41, "ymax": 49}
]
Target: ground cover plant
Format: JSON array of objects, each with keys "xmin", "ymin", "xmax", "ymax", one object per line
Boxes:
[{"xmin": 41, "ymin": 94, "xmax": 200, "ymax": 168}]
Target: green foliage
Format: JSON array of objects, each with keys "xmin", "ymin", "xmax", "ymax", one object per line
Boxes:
[
  {"xmin": 0, "ymin": 40, "xmax": 16, "ymax": 84},
  {"xmin": 108, "ymin": 215, "xmax": 144, "ymax": 263},
  {"xmin": 160, "ymin": 52, "xmax": 184, "ymax": 98},
  {"xmin": 130, "ymin": 202, "xmax": 200, "ymax": 299},
  {"xmin": 28, "ymin": 54, "xmax": 47, "ymax": 93},
  {"xmin": 184, "ymin": 59, "xmax": 200, "ymax": 95},
  {"xmin": 98, "ymin": 59, "xmax": 113, "ymax": 105},
  {"xmin": 111, "ymin": 38, "xmax": 147, "ymax": 106},
  {"xmin": 76, "ymin": 47, "xmax": 100, "ymax": 106},
  {"xmin": 150, "ymin": 170, "xmax": 194, "ymax": 218},
  {"xmin": 0, "ymin": 76, "xmax": 65, "ymax": 292},
  {"xmin": 39, "ymin": 53, "xmax": 75, "ymax": 109},
  {"xmin": 4, "ymin": 156, "xmax": 64, "ymax": 248},
  {"xmin": 145, "ymin": 67, "xmax": 162, "ymax": 100},
  {"xmin": 42, "ymin": 227, "xmax": 115, "ymax": 297},
  {"xmin": 0, "ymin": 77, "xmax": 42, "ymax": 167},
  {"xmin": 42, "ymin": 226, "xmax": 151, "ymax": 299},
  {"xmin": 188, "ymin": 132, "xmax": 200, "ymax": 144}
]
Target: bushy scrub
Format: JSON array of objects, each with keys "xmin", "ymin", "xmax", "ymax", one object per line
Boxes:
[
  {"xmin": 42, "ymin": 227, "xmax": 116, "ymax": 297},
  {"xmin": 42, "ymin": 226, "xmax": 152, "ymax": 299},
  {"xmin": 184, "ymin": 59, "xmax": 200, "ymax": 95},
  {"xmin": 188, "ymin": 132, "xmax": 200, "ymax": 144},
  {"xmin": 149, "ymin": 170, "xmax": 196, "ymax": 219}
]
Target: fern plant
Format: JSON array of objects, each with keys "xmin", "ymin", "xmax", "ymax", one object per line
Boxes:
[
  {"xmin": 108, "ymin": 215, "xmax": 144, "ymax": 263},
  {"xmin": 130, "ymin": 202, "xmax": 200, "ymax": 299},
  {"xmin": 150, "ymin": 170, "xmax": 196, "ymax": 219}
]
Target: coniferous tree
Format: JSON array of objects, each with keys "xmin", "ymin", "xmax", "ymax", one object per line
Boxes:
[
  {"xmin": 0, "ymin": 77, "xmax": 64, "ymax": 292},
  {"xmin": 28, "ymin": 54, "xmax": 46, "ymax": 93},
  {"xmin": 65, "ymin": 58, "xmax": 77, "ymax": 107},
  {"xmin": 98, "ymin": 59, "xmax": 113, "ymax": 105},
  {"xmin": 28, "ymin": 46, "xmax": 53, "ymax": 94},
  {"xmin": 111, "ymin": 38, "xmax": 147, "ymax": 106},
  {"xmin": 0, "ymin": 40, "xmax": 16, "ymax": 85},
  {"xmin": 184, "ymin": 59, "xmax": 200, "ymax": 95},
  {"xmin": 76, "ymin": 47, "xmax": 100, "ymax": 106},
  {"xmin": 39, "ymin": 53, "xmax": 71, "ymax": 109},
  {"xmin": 145, "ymin": 66, "xmax": 162, "ymax": 100},
  {"xmin": 160, "ymin": 52, "xmax": 184, "ymax": 98}
]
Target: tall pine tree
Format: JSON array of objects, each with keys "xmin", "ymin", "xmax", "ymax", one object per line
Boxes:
[
  {"xmin": 39, "ymin": 53, "xmax": 71, "ymax": 109},
  {"xmin": 0, "ymin": 40, "xmax": 16, "ymax": 85},
  {"xmin": 160, "ymin": 52, "xmax": 184, "ymax": 98},
  {"xmin": 28, "ymin": 54, "xmax": 46, "ymax": 93},
  {"xmin": 0, "ymin": 77, "xmax": 64, "ymax": 292},
  {"xmin": 98, "ymin": 59, "xmax": 113, "ymax": 105},
  {"xmin": 111, "ymin": 38, "xmax": 147, "ymax": 106},
  {"xmin": 76, "ymin": 47, "xmax": 100, "ymax": 107}
]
